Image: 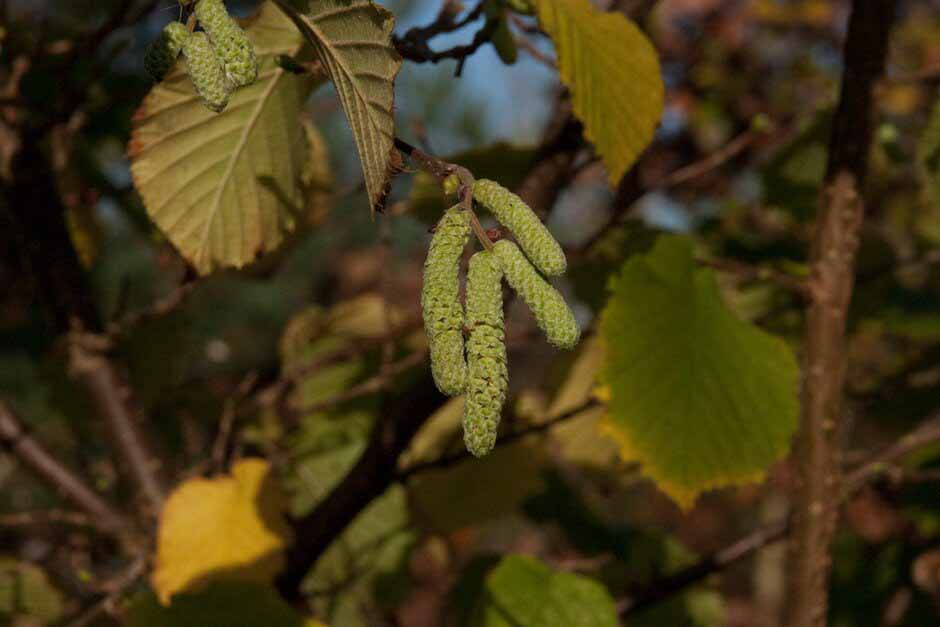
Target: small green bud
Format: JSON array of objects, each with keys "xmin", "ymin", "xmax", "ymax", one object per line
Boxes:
[
  {"xmin": 463, "ymin": 250, "xmax": 508, "ymax": 457},
  {"xmin": 493, "ymin": 240, "xmax": 579, "ymax": 350},
  {"xmin": 181, "ymin": 32, "xmax": 231, "ymax": 113},
  {"xmin": 422, "ymin": 207, "xmax": 472, "ymax": 396},
  {"xmin": 144, "ymin": 22, "xmax": 189, "ymax": 82},
  {"xmin": 491, "ymin": 17, "xmax": 518, "ymax": 65},
  {"xmin": 473, "ymin": 179, "xmax": 567, "ymax": 276},
  {"xmin": 194, "ymin": 0, "xmax": 258, "ymax": 88},
  {"xmin": 442, "ymin": 174, "xmax": 460, "ymax": 196}
]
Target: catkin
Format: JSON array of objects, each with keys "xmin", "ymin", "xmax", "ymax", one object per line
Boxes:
[
  {"xmin": 144, "ymin": 22, "xmax": 189, "ymax": 82},
  {"xmin": 194, "ymin": 0, "xmax": 258, "ymax": 88},
  {"xmin": 422, "ymin": 207, "xmax": 472, "ymax": 396},
  {"xmin": 473, "ymin": 179, "xmax": 567, "ymax": 276},
  {"xmin": 493, "ymin": 240, "xmax": 579, "ymax": 350},
  {"xmin": 181, "ymin": 32, "xmax": 231, "ymax": 112},
  {"xmin": 463, "ymin": 251, "xmax": 508, "ymax": 457}
]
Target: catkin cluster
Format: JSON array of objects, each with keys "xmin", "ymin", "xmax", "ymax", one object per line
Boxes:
[
  {"xmin": 420, "ymin": 179, "xmax": 580, "ymax": 457},
  {"xmin": 143, "ymin": 0, "xmax": 258, "ymax": 113}
]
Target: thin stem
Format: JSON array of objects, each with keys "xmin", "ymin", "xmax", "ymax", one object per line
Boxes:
[
  {"xmin": 68, "ymin": 333, "xmax": 166, "ymax": 516},
  {"xmin": 0, "ymin": 402, "xmax": 131, "ymax": 538}
]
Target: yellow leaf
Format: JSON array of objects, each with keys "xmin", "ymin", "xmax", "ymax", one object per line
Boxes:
[
  {"xmin": 152, "ymin": 459, "xmax": 293, "ymax": 605},
  {"xmin": 534, "ymin": 0, "xmax": 663, "ymax": 185}
]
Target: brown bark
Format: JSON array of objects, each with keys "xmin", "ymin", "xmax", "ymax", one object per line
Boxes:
[{"xmin": 786, "ymin": 1, "xmax": 897, "ymax": 625}]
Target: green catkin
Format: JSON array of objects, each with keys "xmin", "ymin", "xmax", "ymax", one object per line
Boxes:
[
  {"xmin": 181, "ymin": 32, "xmax": 231, "ymax": 113},
  {"xmin": 463, "ymin": 251, "xmax": 508, "ymax": 457},
  {"xmin": 473, "ymin": 179, "xmax": 567, "ymax": 276},
  {"xmin": 194, "ymin": 0, "xmax": 258, "ymax": 88},
  {"xmin": 493, "ymin": 240, "xmax": 580, "ymax": 350},
  {"xmin": 144, "ymin": 22, "xmax": 190, "ymax": 82},
  {"xmin": 422, "ymin": 207, "xmax": 472, "ymax": 396}
]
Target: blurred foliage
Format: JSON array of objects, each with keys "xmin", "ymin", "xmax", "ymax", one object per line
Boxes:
[{"xmin": 1, "ymin": 1, "xmax": 939, "ymax": 626}]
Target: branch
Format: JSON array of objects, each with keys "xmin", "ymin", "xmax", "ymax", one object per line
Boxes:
[
  {"xmin": 621, "ymin": 409, "xmax": 940, "ymax": 616},
  {"xmin": 787, "ymin": 2, "xmax": 897, "ymax": 625},
  {"xmin": 393, "ymin": 1, "xmax": 499, "ymax": 74},
  {"xmin": 67, "ymin": 333, "xmax": 166, "ymax": 516},
  {"xmin": 398, "ymin": 397, "xmax": 602, "ymax": 479},
  {"xmin": 276, "ymin": 370, "xmax": 447, "ymax": 600},
  {"xmin": 0, "ymin": 402, "xmax": 132, "ymax": 539}
]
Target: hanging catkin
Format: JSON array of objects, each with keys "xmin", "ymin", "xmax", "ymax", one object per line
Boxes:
[
  {"xmin": 422, "ymin": 207, "xmax": 471, "ymax": 396},
  {"xmin": 181, "ymin": 32, "xmax": 231, "ymax": 113},
  {"xmin": 493, "ymin": 240, "xmax": 579, "ymax": 350},
  {"xmin": 473, "ymin": 179, "xmax": 567, "ymax": 276},
  {"xmin": 463, "ymin": 250, "xmax": 508, "ymax": 457},
  {"xmin": 194, "ymin": 0, "xmax": 258, "ymax": 88}
]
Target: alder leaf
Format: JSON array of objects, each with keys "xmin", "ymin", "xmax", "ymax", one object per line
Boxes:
[
  {"xmin": 478, "ymin": 555, "xmax": 618, "ymax": 627},
  {"xmin": 599, "ymin": 235, "xmax": 799, "ymax": 508},
  {"xmin": 534, "ymin": 0, "xmax": 663, "ymax": 185},
  {"xmin": 152, "ymin": 459, "xmax": 293, "ymax": 605},
  {"xmin": 130, "ymin": 2, "xmax": 323, "ymax": 274},
  {"xmin": 273, "ymin": 0, "xmax": 402, "ymax": 213}
]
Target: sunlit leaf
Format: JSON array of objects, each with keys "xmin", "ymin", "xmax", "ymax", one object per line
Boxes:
[
  {"xmin": 534, "ymin": 0, "xmax": 663, "ymax": 185},
  {"xmin": 130, "ymin": 3, "xmax": 323, "ymax": 273},
  {"xmin": 477, "ymin": 555, "xmax": 618, "ymax": 627},
  {"xmin": 274, "ymin": 0, "xmax": 402, "ymax": 213},
  {"xmin": 599, "ymin": 235, "xmax": 799, "ymax": 508},
  {"xmin": 152, "ymin": 459, "xmax": 292, "ymax": 604}
]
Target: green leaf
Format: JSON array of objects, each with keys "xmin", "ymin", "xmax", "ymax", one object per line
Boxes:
[
  {"xmin": 130, "ymin": 3, "xmax": 322, "ymax": 274},
  {"xmin": 534, "ymin": 0, "xmax": 663, "ymax": 185},
  {"xmin": 0, "ymin": 559, "xmax": 65, "ymax": 624},
  {"xmin": 599, "ymin": 235, "xmax": 799, "ymax": 508},
  {"xmin": 761, "ymin": 110, "xmax": 831, "ymax": 220},
  {"xmin": 126, "ymin": 581, "xmax": 309, "ymax": 627},
  {"xmin": 477, "ymin": 555, "xmax": 618, "ymax": 627},
  {"xmin": 273, "ymin": 0, "xmax": 402, "ymax": 214}
]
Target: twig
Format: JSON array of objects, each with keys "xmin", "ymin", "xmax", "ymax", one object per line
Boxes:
[
  {"xmin": 0, "ymin": 402, "xmax": 131, "ymax": 538},
  {"xmin": 653, "ymin": 129, "xmax": 759, "ymax": 188},
  {"xmin": 393, "ymin": 1, "xmax": 499, "ymax": 73},
  {"xmin": 289, "ymin": 350, "xmax": 428, "ymax": 416},
  {"xmin": 57, "ymin": 557, "xmax": 146, "ymax": 627},
  {"xmin": 67, "ymin": 332, "xmax": 166, "ymax": 515},
  {"xmin": 398, "ymin": 397, "xmax": 602, "ymax": 479},
  {"xmin": 0, "ymin": 509, "xmax": 90, "ymax": 528},
  {"xmin": 787, "ymin": 2, "xmax": 896, "ymax": 625},
  {"xmin": 621, "ymin": 409, "xmax": 940, "ymax": 616},
  {"xmin": 699, "ymin": 257, "xmax": 808, "ymax": 295}
]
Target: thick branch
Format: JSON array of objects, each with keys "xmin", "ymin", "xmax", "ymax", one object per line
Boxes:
[
  {"xmin": 787, "ymin": 2, "xmax": 896, "ymax": 625},
  {"xmin": 0, "ymin": 402, "xmax": 131, "ymax": 538},
  {"xmin": 276, "ymin": 370, "xmax": 446, "ymax": 600}
]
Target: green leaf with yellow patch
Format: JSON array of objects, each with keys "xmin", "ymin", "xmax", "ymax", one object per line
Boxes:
[{"xmin": 599, "ymin": 235, "xmax": 799, "ymax": 508}]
